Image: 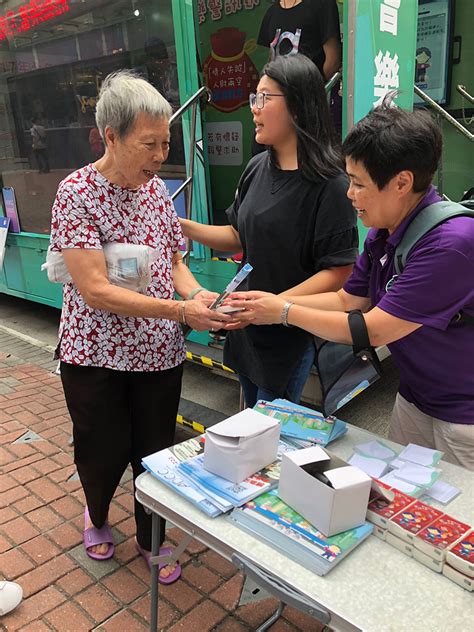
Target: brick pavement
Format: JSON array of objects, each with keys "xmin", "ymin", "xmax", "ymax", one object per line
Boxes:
[{"xmin": 0, "ymin": 331, "xmax": 327, "ymax": 632}]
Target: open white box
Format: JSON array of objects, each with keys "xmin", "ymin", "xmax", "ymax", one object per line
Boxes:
[{"xmin": 279, "ymin": 445, "xmax": 372, "ymax": 536}]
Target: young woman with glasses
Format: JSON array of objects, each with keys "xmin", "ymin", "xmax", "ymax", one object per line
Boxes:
[{"xmin": 180, "ymin": 54, "xmax": 357, "ymax": 407}]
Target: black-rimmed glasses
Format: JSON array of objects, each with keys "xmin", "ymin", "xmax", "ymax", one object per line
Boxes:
[{"xmin": 249, "ymin": 91, "xmax": 285, "ymax": 109}]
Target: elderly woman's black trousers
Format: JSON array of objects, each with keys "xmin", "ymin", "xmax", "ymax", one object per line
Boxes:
[{"xmin": 60, "ymin": 361, "xmax": 183, "ymax": 550}]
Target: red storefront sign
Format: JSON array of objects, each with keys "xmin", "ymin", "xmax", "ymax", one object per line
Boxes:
[{"xmin": 0, "ymin": 0, "xmax": 70, "ymax": 41}]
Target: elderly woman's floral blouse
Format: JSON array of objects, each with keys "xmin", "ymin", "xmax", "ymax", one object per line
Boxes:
[{"xmin": 50, "ymin": 164, "xmax": 186, "ymax": 372}]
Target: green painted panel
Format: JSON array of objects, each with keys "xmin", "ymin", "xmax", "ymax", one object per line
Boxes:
[
  {"xmin": 345, "ymin": 0, "xmax": 418, "ymax": 130},
  {"xmin": 0, "ymin": 234, "xmax": 62, "ymax": 307}
]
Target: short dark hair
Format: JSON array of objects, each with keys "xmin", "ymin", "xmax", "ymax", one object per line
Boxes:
[
  {"xmin": 342, "ymin": 102, "xmax": 442, "ymax": 192},
  {"xmin": 263, "ymin": 54, "xmax": 343, "ymax": 182}
]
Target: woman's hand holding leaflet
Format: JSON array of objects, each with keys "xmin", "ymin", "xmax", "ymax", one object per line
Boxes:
[
  {"xmin": 183, "ymin": 299, "xmax": 232, "ymax": 332},
  {"xmin": 223, "ymin": 291, "xmax": 286, "ymax": 326}
]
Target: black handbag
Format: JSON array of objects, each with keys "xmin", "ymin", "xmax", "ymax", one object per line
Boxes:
[{"xmin": 314, "ymin": 311, "xmax": 383, "ymax": 417}]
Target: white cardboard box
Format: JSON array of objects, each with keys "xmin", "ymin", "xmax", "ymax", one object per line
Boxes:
[
  {"xmin": 413, "ymin": 547, "xmax": 444, "ymax": 572},
  {"xmin": 278, "ymin": 445, "xmax": 372, "ymax": 537},
  {"xmin": 443, "ymin": 563, "xmax": 474, "ymax": 591},
  {"xmin": 385, "ymin": 532, "xmax": 414, "ymax": 557},
  {"xmin": 203, "ymin": 408, "xmax": 279, "ymax": 483}
]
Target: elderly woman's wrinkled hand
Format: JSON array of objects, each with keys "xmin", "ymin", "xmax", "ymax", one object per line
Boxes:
[
  {"xmin": 184, "ymin": 300, "xmax": 231, "ymax": 332},
  {"xmin": 224, "ymin": 291, "xmax": 286, "ymax": 326},
  {"xmin": 193, "ymin": 289, "xmax": 220, "ymax": 303}
]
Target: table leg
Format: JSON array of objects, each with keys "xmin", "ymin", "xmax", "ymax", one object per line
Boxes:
[{"xmin": 150, "ymin": 512, "xmax": 160, "ymax": 632}]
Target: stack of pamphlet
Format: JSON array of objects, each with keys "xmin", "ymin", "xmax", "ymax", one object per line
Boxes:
[
  {"xmin": 366, "ymin": 479, "xmax": 473, "ymax": 590},
  {"xmin": 254, "ymin": 399, "xmax": 347, "ymax": 447},
  {"xmin": 178, "ymin": 439, "xmax": 296, "ymax": 508},
  {"xmin": 142, "ymin": 435, "xmax": 297, "ymax": 518},
  {"xmin": 142, "ymin": 435, "xmax": 223, "ymax": 517},
  {"xmin": 229, "ymin": 488, "xmax": 373, "ymax": 576},
  {"xmin": 348, "ymin": 441, "xmax": 459, "ymax": 504}
]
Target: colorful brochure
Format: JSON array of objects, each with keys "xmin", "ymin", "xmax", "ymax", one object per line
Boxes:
[
  {"xmin": 229, "ymin": 488, "xmax": 372, "ymax": 576},
  {"xmin": 142, "ymin": 435, "xmax": 223, "ymax": 518},
  {"xmin": 254, "ymin": 399, "xmax": 347, "ymax": 446}
]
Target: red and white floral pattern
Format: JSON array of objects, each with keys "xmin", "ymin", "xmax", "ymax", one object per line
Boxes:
[{"xmin": 50, "ymin": 163, "xmax": 186, "ymax": 372}]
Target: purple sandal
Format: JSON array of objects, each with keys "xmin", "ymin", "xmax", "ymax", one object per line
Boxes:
[
  {"xmin": 135, "ymin": 541, "xmax": 182, "ymax": 585},
  {"xmin": 83, "ymin": 507, "xmax": 115, "ymax": 561}
]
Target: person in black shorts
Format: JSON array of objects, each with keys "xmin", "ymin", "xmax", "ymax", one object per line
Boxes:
[{"xmin": 180, "ymin": 54, "xmax": 357, "ymax": 407}]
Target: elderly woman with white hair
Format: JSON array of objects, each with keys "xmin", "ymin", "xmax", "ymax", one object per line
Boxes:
[{"xmin": 49, "ymin": 70, "xmax": 229, "ymax": 583}]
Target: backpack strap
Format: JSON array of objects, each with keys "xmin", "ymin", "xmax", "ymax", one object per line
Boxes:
[
  {"xmin": 393, "ymin": 201, "xmax": 474, "ymax": 326},
  {"xmin": 394, "ymin": 201, "xmax": 474, "ymax": 275}
]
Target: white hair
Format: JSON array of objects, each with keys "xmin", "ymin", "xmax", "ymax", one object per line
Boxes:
[{"xmin": 95, "ymin": 69, "xmax": 172, "ymax": 140}]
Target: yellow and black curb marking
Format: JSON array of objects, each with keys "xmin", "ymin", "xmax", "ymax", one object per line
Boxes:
[
  {"xmin": 176, "ymin": 413, "xmax": 205, "ymax": 434},
  {"xmin": 185, "ymin": 350, "xmax": 234, "ymax": 373},
  {"xmin": 211, "ymin": 256, "xmax": 239, "ymax": 264}
]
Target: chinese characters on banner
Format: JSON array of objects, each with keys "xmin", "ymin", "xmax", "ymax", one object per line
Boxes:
[
  {"xmin": 206, "ymin": 122, "xmax": 243, "ymax": 166},
  {"xmin": 0, "ymin": 0, "xmax": 70, "ymax": 41},
  {"xmin": 374, "ymin": 0, "xmax": 400, "ymax": 107},
  {"xmin": 203, "ymin": 28, "xmax": 259, "ymax": 112},
  {"xmin": 199, "ymin": 0, "xmax": 261, "ymax": 24}
]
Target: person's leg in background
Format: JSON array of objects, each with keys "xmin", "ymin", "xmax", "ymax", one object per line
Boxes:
[
  {"xmin": 284, "ymin": 342, "xmax": 316, "ymax": 404},
  {"xmin": 33, "ymin": 149, "xmax": 43, "ymax": 173},
  {"xmin": 239, "ymin": 342, "xmax": 315, "ymax": 407},
  {"xmin": 40, "ymin": 149, "xmax": 50, "ymax": 173},
  {"xmin": 61, "ymin": 362, "xmax": 131, "ymax": 558},
  {"xmin": 239, "ymin": 373, "xmax": 260, "ymax": 408},
  {"xmin": 390, "ymin": 393, "xmax": 474, "ymax": 470},
  {"xmin": 388, "ymin": 393, "xmax": 436, "ymax": 448},
  {"xmin": 432, "ymin": 419, "xmax": 474, "ymax": 470},
  {"xmin": 130, "ymin": 363, "xmax": 184, "ymax": 581}
]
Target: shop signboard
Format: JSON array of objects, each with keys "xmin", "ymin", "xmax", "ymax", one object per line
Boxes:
[
  {"xmin": 344, "ymin": 0, "xmax": 418, "ymax": 136},
  {"xmin": 343, "ymin": 0, "xmax": 418, "ymax": 245},
  {"xmin": 0, "ymin": 0, "xmax": 70, "ymax": 41}
]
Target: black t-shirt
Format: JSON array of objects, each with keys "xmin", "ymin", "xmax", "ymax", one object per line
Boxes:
[
  {"xmin": 224, "ymin": 152, "xmax": 358, "ymax": 394},
  {"xmin": 257, "ymin": 0, "xmax": 340, "ymax": 75}
]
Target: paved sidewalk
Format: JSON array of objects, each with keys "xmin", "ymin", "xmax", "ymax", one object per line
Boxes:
[{"xmin": 0, "ymin": 330, "xmax": 325, "ymax": 632}]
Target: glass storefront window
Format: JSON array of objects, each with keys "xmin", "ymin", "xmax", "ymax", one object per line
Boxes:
[{"xmin": 0, "ymin": 0, "xmax": 184, "ymax": 234}]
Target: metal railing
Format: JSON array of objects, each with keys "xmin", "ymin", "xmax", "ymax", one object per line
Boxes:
[
  {"xmin": 325, "ymin": 71, "xmax": 341, "ymax": 101},
  {"xmin": 414, "ymin": 85, "xmax": 473, "ymax": 142},
  {"xmin": 456, "ymin": 84, "xmax": 474, "ymax": 104},
  {"xmin": 169, "ymin": 86, "xmax": 211, "ymax": 261}
]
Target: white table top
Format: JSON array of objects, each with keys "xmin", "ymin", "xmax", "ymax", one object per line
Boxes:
[{"xmin": 136, "ymin": 424, "xmax": 474, "ymax": 632}]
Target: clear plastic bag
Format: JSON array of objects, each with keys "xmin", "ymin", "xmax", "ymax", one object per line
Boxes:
[
  {"xmin": 41, "ymin": 243, "xmax": 160, "ymax": 293},
  {"xmin": 103, "ymin": 242, "xmax": 160, "ymax": 293},
  {"xmin": 41, "ymin": 248, "xmax": 72, "ymax": 283}
]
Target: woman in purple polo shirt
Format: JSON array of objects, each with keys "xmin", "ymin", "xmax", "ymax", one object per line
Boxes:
[{"xmin": 226, "ymin": 103, "xmax": 474, "ymax": 470}]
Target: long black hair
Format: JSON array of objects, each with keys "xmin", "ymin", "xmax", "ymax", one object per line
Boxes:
[{"xmin": 263, "ymin": 54, "xmax": 343, "ymax": 182}]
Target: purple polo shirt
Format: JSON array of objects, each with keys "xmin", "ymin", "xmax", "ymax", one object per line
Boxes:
[{"xmin": 344, "ymin": 186, "xmax": 474, "ymax": 424}]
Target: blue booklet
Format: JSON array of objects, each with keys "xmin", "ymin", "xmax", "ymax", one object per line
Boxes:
[
  {"xmin": 178, "ymin": 439, "xmax": 296, "ymax": 507},
  {"xmin": 142, "ymin": 435, "xmax": 224, "ymax": 518},
  {"xmin": 178, "ymin": 453, "xmax": 279, "ymax": 507},
  {"xmin": 229, "ymin": 488, "xmax": 373, "ymax": 576},
  {"xmin": 0, "ymin": 216, "xmax": 10, "ymax": 269},
  {"xmin": 254, "ymin": 399, "xmax": 347, "ymax": 446}
]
